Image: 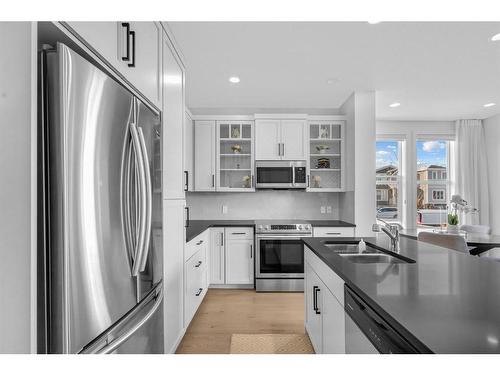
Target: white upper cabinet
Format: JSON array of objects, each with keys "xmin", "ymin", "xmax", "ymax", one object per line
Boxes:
[
  {"xmin": 216, "ymin": 121, "xmax": 255, "ymax": 192},
  {"xmin": 281, "ymin": 120, "xmax": 307, "ymax": 160},
  {"xmin": 255, "ymin": 118, "xmax": 306, "ymax": 160},
  {"xmin": 307, "ymin": 120, "xmax": 345, "ymax": 192},
  {"xmin": 194, "ymin": 120, "xmax": 216, "ymax": 191},
  {"xmin": 64, "ymin": 22, "xmax": 162, "ymax": 108},
  {"xmin": 255, "ymin": 119, "xmax": 281, "ymax": 160},
  {"xmin": 162, "ymin": 33, "xmax": 185, "ymax": 199}
]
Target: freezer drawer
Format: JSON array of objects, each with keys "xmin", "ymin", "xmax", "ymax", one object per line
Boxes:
[{"xmin": 79, "ymin": 281, "xmax": 164, "ymax": 354}]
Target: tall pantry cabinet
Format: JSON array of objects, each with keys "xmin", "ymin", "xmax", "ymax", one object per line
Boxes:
[{"xmin": 161, "ymin": 30, "xmax": 187, "ymax": 354}]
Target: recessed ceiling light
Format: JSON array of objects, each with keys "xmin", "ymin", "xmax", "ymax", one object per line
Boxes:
[
  {"xmin": 491, "ymin": 33, "xmax": 500, "ymax": 41},
  {"xmin": 389, "ymin": 102, "xmax": 401, "ymax": 108},
  {"xmin": 484, "ymin": 102, "xmax": 496, "ymax": 108},
  {"xmin": 327, "ymin": 78, "xmax": 339, "ymax": 84},
  {"xmin": 229, "ymin": 76, "xmax": 240, "ymax": 83}
]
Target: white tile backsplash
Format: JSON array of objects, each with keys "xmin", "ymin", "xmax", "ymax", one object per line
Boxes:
[{"xmin": 186, "ymin": 191, "xmax": 340, "ymax": 220}]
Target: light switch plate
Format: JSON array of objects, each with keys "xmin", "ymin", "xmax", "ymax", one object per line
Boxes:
[
  {"xmin": 326, "ymin": 206, "xmax": 332, "ymax": 214},
  {"xmin": 222, "ymin": 205, "xmax": 228, "ymax": 214},
  {"xmin": 320, "ymin": 206, "xmax": 326, "ymax": 214}
]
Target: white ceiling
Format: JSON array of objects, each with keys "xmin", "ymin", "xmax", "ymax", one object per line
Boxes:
[{"xmin": 168, "ymin": 22, "xmax": 500, "ymax": 120}]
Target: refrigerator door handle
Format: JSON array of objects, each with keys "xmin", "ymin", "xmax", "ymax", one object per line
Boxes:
[
  {"xmin": 122, "ymin": 137, "xmax": 135, "ymax": 269},
  {"xmin": 130, "ymin": 123, "xmax": 147, "ymax": 276},
  {"xmin": 137, "ymin": 126, "xmax": 152, "ymax": 272},
  {"xmin": 79, "ymin": 281, "xmax": 163, "ymax": 354}
]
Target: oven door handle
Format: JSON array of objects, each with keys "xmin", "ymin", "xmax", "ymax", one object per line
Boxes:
[{"xmin": 256, "ymin": 235, "xmax": 310, "ymax": 239}]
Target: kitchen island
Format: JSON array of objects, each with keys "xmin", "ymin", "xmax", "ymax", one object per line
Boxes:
[{"xmin": 302, "ymin": 235, "xmax": 500, "ymax": 354}]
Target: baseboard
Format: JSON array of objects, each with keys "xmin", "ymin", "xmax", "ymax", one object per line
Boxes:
[
  {"xmin": 168, "ymin": 327, "xmax": 187, "ymax": 354},
  {"xmin": 209, "ymin": 284, "xmax": 255, "ymax": 289}
]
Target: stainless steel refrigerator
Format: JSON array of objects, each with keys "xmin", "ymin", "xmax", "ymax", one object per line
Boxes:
[{"xmin": 39, "ymin": 42, "xmax": 164, "ymax": 354}]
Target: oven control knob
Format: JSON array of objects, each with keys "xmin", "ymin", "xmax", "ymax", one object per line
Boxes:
[
  {"xmin": 265, "ymin": 225, "xmax": 270, "ymax": 230},
  {"xmin": 298, "ymin": 225, "xmax": 303, "ymax": 230},
  {"xmin": 257, "ymin": 225, "xmax": 263, "ymax": 231}
]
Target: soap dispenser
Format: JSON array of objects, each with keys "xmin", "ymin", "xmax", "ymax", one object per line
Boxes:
[{"xmin": 358, "ymin": 239, "xmax": 366, "ymax": 252}]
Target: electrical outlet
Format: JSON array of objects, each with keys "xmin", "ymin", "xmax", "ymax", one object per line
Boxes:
[
  {"xmin": 320, "ymin": 206, "xmax": 326, "ymax": 214},
  {"xmin": 326, "ymin": 206, "xmax": 332, "ymax": 214},
  {"xmin": 222, "ymin": 205, "xmax": 228, "ymax": 214}
]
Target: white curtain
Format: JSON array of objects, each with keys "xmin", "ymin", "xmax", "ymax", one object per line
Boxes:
[{"xmin": 454, "ymin": 119, "xmax": 489, "ymax": 225}]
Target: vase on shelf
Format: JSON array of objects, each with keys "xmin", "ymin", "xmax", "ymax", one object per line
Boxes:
[{"xmin": 447, "ymin": 224, "xmax": 459, "ymax": 233}]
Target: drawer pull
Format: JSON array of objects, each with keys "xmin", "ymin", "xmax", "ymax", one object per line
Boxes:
[
  {"xmin": 232, "ymin": 232, "xmax": 246, "ymax": 235},
  {"xmin": 194, "ymin": 261, "xmax": 203, "ymax": 268},
  {"xmin": 326, "ymin": 232, "xmax": 342, "ymax": 235},
  {"xmin": 195, "ymin": 288, "xmax": 203, "ymax": 297},
  {"xmin": 196, "ymin": 240, "xmax": 204, "ymax": 245}
]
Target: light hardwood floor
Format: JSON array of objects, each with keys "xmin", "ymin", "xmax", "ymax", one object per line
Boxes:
[{"xmin": 176, "ymin": 289, "xmax": 305, "ymax": 354}]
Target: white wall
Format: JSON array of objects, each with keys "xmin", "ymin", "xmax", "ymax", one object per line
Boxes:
[
  {"xmin": 187, "ymin": 191, "xmax": 340, "ymax": 220},
  {"xmin": 484, "ymin": 114, "xmax": 500, "ymax": 235},
  {"xmin": 339, "ymin": 92, "xmax": 377, "ymax": 236},
  {"xmin": 0, "ymin": 22, "xmax": 36, "ymax": 353}
]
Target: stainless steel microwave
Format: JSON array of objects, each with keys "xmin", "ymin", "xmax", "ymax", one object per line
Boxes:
[{"xmin": 255, "ymin": 161, "xmax": 307, "ymax": 189}]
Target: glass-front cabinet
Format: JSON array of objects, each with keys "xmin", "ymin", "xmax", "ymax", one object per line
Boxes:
[
  {"xmin": 216, "ymin": 120, "xmax": 255, "ymax": 191},
  {"xmin": 307, "ymin": 121, "xmax": 345, "ymax": 192}
]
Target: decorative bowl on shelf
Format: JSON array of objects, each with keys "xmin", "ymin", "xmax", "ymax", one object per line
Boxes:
[
  {"xmin": 317, "ymin": 158, "xmax": 330, "ymax": 169},
  {"xmin": 316, "ymin": 145, "xmax": 329, "ymax": 154},
  {"xmin": 231, "ymin": 127, "xmax": 240, "ymax": 138},
  {"xmin": 231, "ymin": 144, "xmax": 242, "ymax": 154}
]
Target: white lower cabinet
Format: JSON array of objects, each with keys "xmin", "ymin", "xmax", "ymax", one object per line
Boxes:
[
  {"xmin": 210, "ymin": 228, "xmax": 225, "ymax": 284},
  {"xmin": 162, "ymin": 199, "xmax": 186, "ymax": 353},
  {"xmin": 305, "ymin": 246, "xmax": 346, "ymax": 354},
  {"xmin": 209, "ymin": 227, "xmax": 254, "ymax": 287},
  {"xmin": 184, "ymin": 230, "xmax": 209, "ymax": 328}
]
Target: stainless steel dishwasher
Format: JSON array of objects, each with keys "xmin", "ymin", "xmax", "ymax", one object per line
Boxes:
[{"xmin": 344, "ymin": 285, "xmax": 421, "ymax": 354}]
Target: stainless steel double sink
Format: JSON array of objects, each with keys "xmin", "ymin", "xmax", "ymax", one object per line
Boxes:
[{"xmin": 323, "ymin": 242, "xmax": 414, "ymax": 264}]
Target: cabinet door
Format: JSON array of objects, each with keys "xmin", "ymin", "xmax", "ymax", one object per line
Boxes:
[
  {"xmin": 255, "ymin": 120, "xmax": 281, "ymax": 160},
  {"xmin": 305, "ymin": 262, "xmax": 323, "ymax": 354},
  {"xmin": 281, "ymin": 120, "xmax": 306, "ymax": 160},
  {"xmin": 225, "ymin": 236, "xmax": 254, "ymax": 284},
  {"xmin": 65, "ymin": 22, "xmax": 120, "ymax": 69},
  {"xmin": 209, "ymin": 228, "xmax": 225, "ymax": 284},
  {"xmin": 194, "ymin": 121, "xmax": 216, "ymax": 191},
  {"xmin": 127, "ymin": 22, "xmax": 162, "ymax": 108},
  {"xmin": 184, "ymin": 111, "xmax": 194, "ymax": 192},
  {"xmin": 162, "ymin": 200, "xmax": 186, "ymax": 353},
  {"xmin": 321, "ymin": 287, "xmax": 346, "ymax": 354},
  {"xmin": 162, "ymin": 34, "xmax": 185, "ymax": 199}
]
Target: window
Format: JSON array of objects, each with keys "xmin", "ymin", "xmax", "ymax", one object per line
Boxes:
[
  {"xmin": 432, "ymin": 189, "xmax": 445, "ymax": 201},
  {"xmin": 416, "ymin": 139, "xmax": 453, "ymax": 227},
  {"xmin": 376, "ymin": 140, "xmax": 402, "ymax": 224}
]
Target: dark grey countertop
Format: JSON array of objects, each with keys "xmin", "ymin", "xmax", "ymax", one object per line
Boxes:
[
  {"xmin": 302, "ymin": 235, "xmax": 500, "ymax": 353},
  {"xmin": 185, "ymin": 219, "xmax": 355, "ymax": 243}
]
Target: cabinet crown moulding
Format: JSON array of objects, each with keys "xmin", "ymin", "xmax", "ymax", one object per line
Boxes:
[{"xmin": 190, "ymin": 113, "xmax": 348, "ymax": 121}]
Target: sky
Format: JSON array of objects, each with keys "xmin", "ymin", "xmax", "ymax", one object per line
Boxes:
[{"xmin": 376, "ymin": 140, "xmax": 447, "ymax": 169}]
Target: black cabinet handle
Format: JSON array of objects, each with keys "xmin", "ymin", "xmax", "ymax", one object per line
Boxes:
[
  {"xmin": 221, "ymin": 232, "xmax": 224, "ymax": 246},
  {"xmin": 184, "ymin": 171, "xmax": 189, "ymax": 191},
  {"xmin": 121, "ymin": 23, "xmax": 130, "ymax": 62},
  {"xmin": 313, "ymin": 286, "xmax": 318, "ymax": 312},
  {"xmin": 307, "ymin": 175, "xmax": 310, "ymax": 187},
  {"xmin": 232, "ymin": 232, "xmax": 246, "ymax": 235},
  {"xmin": 314, "ymin": 287, "xmax": 321, "ymax": 315},
  {"xmin": 195, "ymin": 288, "xmax": 203, "ymax": 297},
  {"xmin": 185, "ymin": 206, "xmax": 190, "ymax": 228},
  {"xmin": 196, "ymin": 240, "xmax": 204, "ymax": 246},
  {"xmin": 212, "ymin": 174, "xmax": 215, "ymax": 188},
  {"xmin": 128, "ymin": 30, "xmax": 136, "ymax": 67},
  {"xmin": 195, "ymin": 261, "xmax": 202, "ymax": 268},
  {"xmin": 250, "ymin": 244, "xmax": 253, "ymax": 259}
]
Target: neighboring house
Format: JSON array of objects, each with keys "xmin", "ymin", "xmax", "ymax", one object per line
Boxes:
[
  {"xmin": 417, "ymin": 165, "xmax": 447, "ymax": 208},
  {"xmin": 376, "ymin": 165, "xmax": 398, "ymax": 207}
]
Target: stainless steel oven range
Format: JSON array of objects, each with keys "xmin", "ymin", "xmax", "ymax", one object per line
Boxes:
[{"xmin": 255, "ymin": 222, "xmax": 312, "ymax": 292}]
